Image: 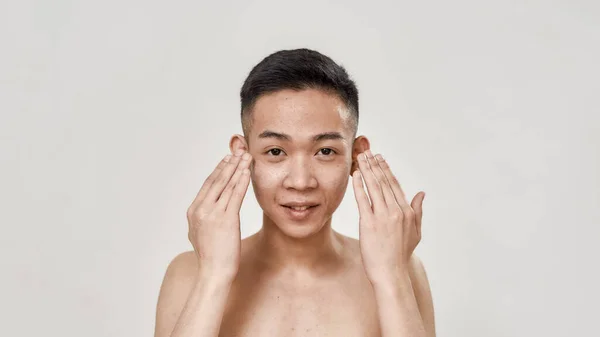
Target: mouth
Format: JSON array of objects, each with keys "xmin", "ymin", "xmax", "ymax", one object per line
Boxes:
[
  {"xmin": 280, "ymin": 204, "xmax": 320, "ymax": 220},
  {"xmin": 282, "ymin": 205, "xmax": 318, "ymax": 211}
]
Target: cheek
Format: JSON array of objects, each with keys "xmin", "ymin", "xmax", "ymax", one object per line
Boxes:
[
  {"xmin": 251, "ymin": 160, "xmax": 284, "ymax": 197},
  {"xmin": 320, "ymin": 162, "xmax": 351, "ymax": 194}
]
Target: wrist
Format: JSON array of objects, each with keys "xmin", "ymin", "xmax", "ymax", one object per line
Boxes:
[
  {"xmin": 196, "ymin": 269, "xmax": 237, "ymax": 287},
  {"xmin": 369, "ymin": 268, "xmax": 413, "ymax": 293}
]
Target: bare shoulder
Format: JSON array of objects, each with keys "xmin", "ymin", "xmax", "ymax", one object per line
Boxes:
[
  {"xmin": 159, "ymin": 251, "xmax": 199, "ymax": 299},
  {"xmin": 408, "ymin": 254, "xmax": 428, "ymax": 283},
  {"xmin": 163, "ymin": 250, "xmax": 199, "ymax": 283},
  {"xmin": 154, "ymin": 251, "xmax": 198, "ymax": 337},
  {"xmin": 407, "ymin": 253, "xmax": 432, "ymax": 303}
]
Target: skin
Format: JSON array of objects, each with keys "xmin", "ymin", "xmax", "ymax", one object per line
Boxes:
[{"xmin": 154, "ymin": 88, "xmax": 436, "ymax": 337}]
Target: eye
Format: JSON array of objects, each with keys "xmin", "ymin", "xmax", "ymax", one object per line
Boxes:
[
  {"xmin": 318, "ymin": 148, "xmax": 336, "ymax": 156},
  {"xmin": 266, "ymin": 148, "xmax": 284, "ymax": 156}
]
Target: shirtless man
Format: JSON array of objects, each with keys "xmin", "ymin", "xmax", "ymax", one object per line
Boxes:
[{"xmin": 154, "ymin": 48, "xmax": 435, "ymax": 337}]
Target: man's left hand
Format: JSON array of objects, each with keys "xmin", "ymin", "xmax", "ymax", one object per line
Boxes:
[{"xmin": 352, "ymin": 150, "xmax": 425, "ymax": 287}]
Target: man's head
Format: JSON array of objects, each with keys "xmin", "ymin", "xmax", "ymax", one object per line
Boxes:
[
  {"xmin": 240, "ymin": 48, "xmax": 360, "ymax": 139},
  {"xmin": 230, "ymin": 48, "xmax": 370, "ymax": 238}
]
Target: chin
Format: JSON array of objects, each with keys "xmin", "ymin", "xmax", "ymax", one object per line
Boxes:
[{"xmin": 278, "ymin": 220, "xmax": 325, "ymax": 239}]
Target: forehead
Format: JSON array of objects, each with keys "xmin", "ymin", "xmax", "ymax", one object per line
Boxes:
[{"xmin": 249, "ymin": 88, "xmax": 353, "ymax": 139}]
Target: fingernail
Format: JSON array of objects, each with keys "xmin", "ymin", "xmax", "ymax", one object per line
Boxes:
[
  {"xmin": 224, "ymin": 155, "xmax": 232, "ymax": 162},
  {"xmin": 235, "ymin": 149, "xmax": 244, "ymax": 156},
  {"xmin": 359, "ymin": 153, "xmax": 366, "ymax": 161},
  {"xmin": 376, "ymin": 154, "xmax": 384, "ymax": 161},
  {"xmin": 242, "ymin": 152, "xmax": 251, "ymax": 160},
  {"xmin": 365, "ymin": 150, "xmax": 373, "ymax": 157}
]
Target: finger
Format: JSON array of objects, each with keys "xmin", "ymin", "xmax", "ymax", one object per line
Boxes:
[
  {"xmin": 367, "ymin": 151, "xmax": 397, "ymax": 208},
  {"xmin": 357, "ymin": 152, "xmax": 386, "ymax": 213},
  {"xmin": 217, "ymin": 153, "xmax": 252, "ymax": 210},
  {"xmin": 190, "ymin": 154, "xmax": 231, "ymax": 208},
  {"xmin": 226, "ymin": 167, "xmax": 252, "ymax": 214},
  {"xmin": 204, "ymin": 152, "xmax": 244, "ymax": 203},
  {"xmin": 352, "ymin": 170, "xmax": 373, "ymax": 217},
  {"xmin": 375, "ymin": 154, "xmax": 409, "ymax": 208},
  {"xmin": 411, "ymin": 191, "xmax": 425, "ymax": 237}
]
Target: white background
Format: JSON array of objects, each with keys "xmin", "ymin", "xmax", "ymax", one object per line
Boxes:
[{"xmin": 1, "ymin": 0, "xmax": 599, "ymax": 336}]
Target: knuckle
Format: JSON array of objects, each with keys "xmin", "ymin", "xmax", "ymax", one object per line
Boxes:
[
  {"xmin": 186, "ymin": 205, "xmax": 195, "ymax": 215},
  {"xmin": 187, "ymin": 205, "xmax": 202, "ymax": 217},
  {"xmin": 186, "ymin": 208, "xmax": 195, "ymax": 220},
  {"xmin": 194, "ymin": 207, "xmax": 210, "ymax": 220}
]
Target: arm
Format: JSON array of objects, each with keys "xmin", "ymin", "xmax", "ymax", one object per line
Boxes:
[
  {"xmin": 351, "ymin": 150, "xmax": 434, "ymax": 337},
  {"xmin": 154, "ymin": 151, "xmax": 253, "ymax": 337},
  {"xmin": 372, "ymin": 255, "xmax": 435, "ymax": 337},
  {"xmin": 154, "ymin": 252, "xmax": 233, "ymax": 337}
]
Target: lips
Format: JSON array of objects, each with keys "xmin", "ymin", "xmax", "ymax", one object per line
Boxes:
[
  {"xmin": 281, "ymin": 203, "xmax": 319, "ymax": 210},
  {"xmin": 281, "ymin": 200, "xmax": 319, "ymax": 221},
  {"xmin": 283, "ymin": 205, "xmax": 314, "ymax": 211},
  {"xmin": 281, "ymin": 204, "xmax": 319, "ymax": 221}
]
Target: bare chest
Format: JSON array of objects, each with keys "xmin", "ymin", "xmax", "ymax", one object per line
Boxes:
[{"xmin": 219, "ymin": 273, "xmax": 381, "ymax": 337}]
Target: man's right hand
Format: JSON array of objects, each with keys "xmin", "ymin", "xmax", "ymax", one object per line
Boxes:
[{"xmin": 186, "ymin": 150, "xmax": 253, "ymax": 282}]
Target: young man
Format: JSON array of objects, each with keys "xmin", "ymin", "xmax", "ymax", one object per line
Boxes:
[{"xmin": 154, "ymin": 48, "xmax": 435, "ymax": 337}]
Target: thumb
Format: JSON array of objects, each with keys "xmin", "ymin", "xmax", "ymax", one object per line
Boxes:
[{"xmin": 411, "ymin": 192, "xmax": 425, "ymax": 236}]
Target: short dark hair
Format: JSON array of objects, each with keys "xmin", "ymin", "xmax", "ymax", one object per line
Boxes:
[{"xmin": 240, "ymin": 48, "xmax": 359, "ymax": 136}]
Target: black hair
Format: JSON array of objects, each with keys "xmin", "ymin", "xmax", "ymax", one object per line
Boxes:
[{"xmin": 240, "ymin": 48, "xmax": 359, "ymax": 136}]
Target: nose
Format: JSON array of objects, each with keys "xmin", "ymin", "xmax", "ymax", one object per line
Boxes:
[{"xmin": 282, "ymin": 156, "xmax": 318, "ymax": 191}]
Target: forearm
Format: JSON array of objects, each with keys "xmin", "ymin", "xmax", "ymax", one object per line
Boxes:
[
  {"xmin": 169, "ymin": 274, "xmax": 233, "ymax": 337},
  {"xmin": 372, "ymin": 272, "xmax": 426, "ymax": 337}
]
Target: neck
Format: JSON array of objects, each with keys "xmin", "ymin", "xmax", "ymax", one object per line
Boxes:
[{"xmin": 252, "ymin": 213, "xmax": 346, "ymax": 276}]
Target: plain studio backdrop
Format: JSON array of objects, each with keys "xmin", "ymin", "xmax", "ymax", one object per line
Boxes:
[{"xmin": 1, "ymin": 0, "xmax": 599, "ymax": 336}]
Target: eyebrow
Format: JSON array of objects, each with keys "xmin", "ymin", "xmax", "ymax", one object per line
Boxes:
[{"xmin": 258, "ymin": 130, "xmax": 345, "ymax": 142}]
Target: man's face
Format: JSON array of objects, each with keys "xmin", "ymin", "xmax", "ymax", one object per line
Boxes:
[{"xmin": 245, "ymin": 88, "xmax": 356, "ymax": 237}]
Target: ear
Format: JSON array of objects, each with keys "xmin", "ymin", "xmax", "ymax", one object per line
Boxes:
[
  {"xmin": 350, "ymin": 135, "xmax": 370, "ymax": 175},
  {"xmin": 229, "ymin": 134, "xmax": 248, "ymax": 154},
  {"xmin": 229, "ymin": 133, "xmax": 257, "ymax": 177}
]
